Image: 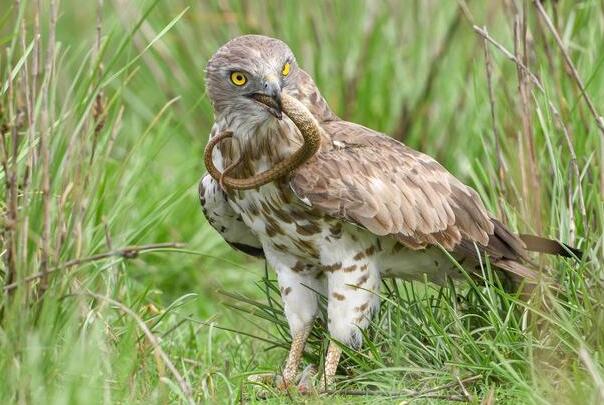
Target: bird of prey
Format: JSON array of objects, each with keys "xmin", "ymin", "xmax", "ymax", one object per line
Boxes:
[{"xmin": 199, "ymin": 35, "xmax": 580, "ymax": 392}]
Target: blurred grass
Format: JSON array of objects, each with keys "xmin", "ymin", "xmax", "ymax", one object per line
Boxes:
[{"xmin": 1, "ymin": 0, "xmax": 603, "ymax": 403}]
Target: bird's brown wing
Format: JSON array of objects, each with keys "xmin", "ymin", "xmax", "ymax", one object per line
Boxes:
[{"xmin": 290, "ymin": 120, "xmax": 502, "ymax": 253}]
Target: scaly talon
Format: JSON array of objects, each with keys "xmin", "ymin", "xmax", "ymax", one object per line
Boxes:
[{"xmin": 319, "ymin": 342, "xmax": 342, "ymax": 392}]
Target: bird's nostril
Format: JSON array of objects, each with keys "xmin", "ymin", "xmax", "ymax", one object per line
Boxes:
[{"xmin": 263, "ymin": 82, "xmax": 269, "ymax": 89}]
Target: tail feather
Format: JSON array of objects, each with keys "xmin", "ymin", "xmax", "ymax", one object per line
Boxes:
[
  {"xmin": 495, "ymin": 259, "xmax": 539, "ymax": 282},
  {"xmin": 519, "ymin": 234, "xmax": 582, "ymax": 259}
]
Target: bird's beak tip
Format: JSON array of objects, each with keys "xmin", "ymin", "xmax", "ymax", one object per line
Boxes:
[{"xmin": 249, "ymin": 91, "xmax": 283, "ymax": 119}]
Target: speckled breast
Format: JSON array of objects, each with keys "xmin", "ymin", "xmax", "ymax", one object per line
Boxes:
[{"xmin": 227, "ymin": 180, "xmax": 337, "ymax": 264}]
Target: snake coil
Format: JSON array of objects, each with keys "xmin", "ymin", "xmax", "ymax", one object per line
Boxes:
[{"xmin": 204, "ymin": 93, "xmax": 322, "ymax": 190}]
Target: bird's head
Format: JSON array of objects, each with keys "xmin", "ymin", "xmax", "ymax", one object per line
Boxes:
[
  {"xmin": 203, "ymin": 36, "xmax": 328, "ymax": 190},
  {"xmin": 205, "ymin": 35, "xmax": 298, "ymax": 124}
]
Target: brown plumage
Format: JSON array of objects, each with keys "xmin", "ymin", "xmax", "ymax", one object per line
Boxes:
[
  {"xmin": 291, "ymin": 121, "xmax": 493, "ymax": 249},
  {"xmin": 199, "ymin": 34, "xmax": 582, "ymax": 392},
  {"xmin": 287, "ymin": 112, "xmax": 582, "ymax": 284}
]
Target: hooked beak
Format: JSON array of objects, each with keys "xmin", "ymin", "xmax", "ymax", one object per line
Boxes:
[{"xmin": 248, "ymin": 77, "xmax": 282, "ymax": 119}]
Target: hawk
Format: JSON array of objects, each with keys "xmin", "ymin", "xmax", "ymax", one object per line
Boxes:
[{"xmin": 198, "ymin": 35, "xmax": 580, "ymax": 391}]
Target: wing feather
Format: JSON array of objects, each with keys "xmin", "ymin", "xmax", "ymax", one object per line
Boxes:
[
  {"xmin": 290, "ymin": 121, "xmax": 494, "ymax": 251},
  {"xmin": 199, "ymin": 174, "xmax": 264, "ymax": 257}
]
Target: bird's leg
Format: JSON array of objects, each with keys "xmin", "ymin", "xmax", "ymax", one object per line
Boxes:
[
  {"xmin": 249, "ymin": 325, "xmax": 314, "ymax": 392},
  {"xmin": 319, "ymin": 341, "xmax": 342, "ymax": 391},
  {"xmin": 319, "ymin": 247, "xmax": 382, "ymax": 390},
  {"xmin": 249, "ymin": 252, "xmax": 323, "ymax": 393},
  {"xmin": 277, "ymin": 325, "xmax": 312, "ymax": 389}
]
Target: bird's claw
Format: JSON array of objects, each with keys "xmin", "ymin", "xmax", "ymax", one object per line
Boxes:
[
  {"xmin": 247, "ymin": 363, "xmax": 321, "ymax": 397},
  {"xmin": 296, "ymin": 364, "xmax": 318, "ymax": 394}
]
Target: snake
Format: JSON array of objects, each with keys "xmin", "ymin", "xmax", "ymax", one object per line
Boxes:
[{"xmin": 203, "ymin": 93, "xmax": 322, "ymax": 190}]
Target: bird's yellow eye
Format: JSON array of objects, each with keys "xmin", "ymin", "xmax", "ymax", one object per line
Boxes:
[
  {"xmin": 230, "ymin": 71, "xmax": 247, "ymax": 86},
  {"xmin": 282, "ymin": 62, "xmax": 291, "ymax": 76}
]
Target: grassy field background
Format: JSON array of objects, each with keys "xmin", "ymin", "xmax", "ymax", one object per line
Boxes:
[{"xmin": 1, "ymin": 0, "xmax": 603, "ymax": 403}]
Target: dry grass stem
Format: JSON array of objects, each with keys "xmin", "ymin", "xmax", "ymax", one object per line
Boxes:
[
  {"xmin": 481, "ymin": 26, "xmax": 507, "ymax": 218},
  {"xmin": 3, "ymin": 242, "xmax": 184, "ymax": 292},
  {"xmin": 473, "ymin": 24, "xmax": 587, "ymax": 236},
  {"xmin": 39, "ymin": 0, "xmax": 58, "ymax": 292},
  {"xmin": 533, "ymin": 0, "xmax": 604, "ymax": 197},
  {"xmin": 514, "ymin": 12, "xmax": 542, "ymax": 233}
]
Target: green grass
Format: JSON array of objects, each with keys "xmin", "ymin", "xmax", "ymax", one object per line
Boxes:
[{"xmin": 1, "ymin": 0, "xmax": 603, "ymax": 403}]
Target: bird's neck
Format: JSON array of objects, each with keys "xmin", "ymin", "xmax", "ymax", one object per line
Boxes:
[{"xmin": 216, "ymin": 114, "xmax": 327, "ymax": 179}]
